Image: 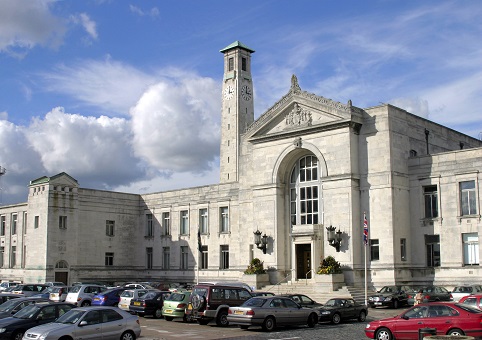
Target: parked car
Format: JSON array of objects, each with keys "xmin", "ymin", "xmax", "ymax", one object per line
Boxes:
[
  {"xmin": 368, "ymin": 285, "xmax": 411, "ymax": 309},
  {"xmin": 459, "ymin": 294, "xmax": 482, "ymax": 309},
  {"xmin": 43, "ymin": 281, "xmax": 65, "ymax": 287},
  {"xmin": 0, "ymin": 287, "xmax": 18, "ymax": 294},
  {"xmin": 451, "ymin": 285, "xmax": 482, "ymax": 302},
  {"xmin": 251, "ymin": 291, "xmax": 275, "ymax": 297},
  {"xmin": 407, "ymin": 286, "xmax": 453, "ymax": 305},
  {"xmin": 280, "ymin": 294, "xmax": 323, "ymax": 309},
  {"xmin": 365, "ymin": 302, "xmax": 482, "ymax": 339},
  {"xmin": 187, "ymin": 283, "xmax": 252, "ymax": 326},
  {"xmin": 0, "ymin": 297, "xmax": 50, "ymax": 319},
  {"xmin": 22, "ymin": 306, "xmax": 141, "ymax": 340},
  {"xmin": 49, "ymin": 286, "xmax": 71, "ymax": 302},
  {"xmin": 65, "ymin": 284, "xmax": 106, "ymax": 306},
  {"xmin": 31, "ymin": 286, "xmax": 61, "ymax": 299},
  {"xmin": 318, "ymin": 298, "xmax": 367, "ymax": 324},
  {"xmin": 0, "ymin": 282, "xmax": 19, "ymax": 292},
  {"xmin": 11, "ymin": 284, "xmax": 48, "ymax": 297},
  {"xmin": 129, "ymin": 291, "xmax": 171, "ymax": 318},
  {"xmin": 0, "ymin": 294, "xmax": 22, "ymax": 304},
  {"xmin": 0, "ymin": 301, "xmax": 75, "ymax": 340},
  {"xmin": 118, "ymin": 289, "xmax": 158, "ymax": 312},
  {"xmin": 123, "ymin": 283, "xmax": 155, "ymax": 290},
  {"xmin": 92, "ymin": 287, "xmax": 127, "ymax": 307},
  {"xmin": 162, "ymin": 291, "xmax": 191, "ymax": 322},
  {"xmin": 227, "ymin": 296, "xmax": 319, "ymax": 331}
]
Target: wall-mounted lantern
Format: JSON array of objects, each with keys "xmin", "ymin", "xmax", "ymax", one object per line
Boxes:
[
  {"xmin": 254, "ymin": 228, "xmax": 268, "ymax": 254},
  {"xmin": 326, "ymin": 225, "xmax": 343, "ymax": 252}
]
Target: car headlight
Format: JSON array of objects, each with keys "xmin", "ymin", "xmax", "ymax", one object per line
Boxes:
[
  {"xmin": 0, "ymin": 328, "xmax": 5, "ymax": 333},
  {"xmin": 368, "ymin": 297, "xmax": 374, "ymax": 301},
  {"xmin": 385, "ymin": 297, "xmax": 392, "ymax": 301}
]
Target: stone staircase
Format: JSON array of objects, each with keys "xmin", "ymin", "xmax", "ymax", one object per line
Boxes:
[{"xmin": 260, "ymin": 280, "xmax": 372, "ymax": 305}]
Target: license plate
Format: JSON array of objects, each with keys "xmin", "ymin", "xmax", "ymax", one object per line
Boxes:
[
  {"xmin": 93, "ymin": 298, "xmax": 100, "ymax": 301},
  {"xmin": 120, "ymin": 304, "xmax": 127, "ymax": 308},
  {"xmin": 50, "ymin": 294, "xmax": 56, "ymax": 298},
  {"xmin": 234, "ymin": 310, "xmax": 244, "ymax": 315},
  {"xmin": 134, "ymin": 302, "xmax": 141, "ymax": 306},
  {"xmin": 375, "ymin": 302, "xmax": 382, "ymax": 305},
  {"xmin": 164, "ymin": 309, "xmax": 173, "ymax": 313}
]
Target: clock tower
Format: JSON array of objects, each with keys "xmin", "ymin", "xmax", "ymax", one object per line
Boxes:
[{"xmin": 219, "ymin": 41, "xmax": 255, "ymax": 183}]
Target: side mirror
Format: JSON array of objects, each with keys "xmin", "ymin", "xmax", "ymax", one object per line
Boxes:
[
  {"xmin": 79, "ymin": 321, "xmax": 88, "ymax": 327},
  {"xmin": 401, "ymin": 315, "xmax": 409, "ymax": 320}
]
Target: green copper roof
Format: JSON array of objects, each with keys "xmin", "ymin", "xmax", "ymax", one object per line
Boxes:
[
  {"xmin": 29, "ymin": 172, "xmax": 78, "ymax": 186},
  {"xmin": 220, "ymin": 41, "xmax": 255, "ymax": 54}
]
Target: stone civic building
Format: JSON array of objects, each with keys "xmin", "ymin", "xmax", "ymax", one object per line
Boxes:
[{"xmin": 0, "ymin": 41, "xmax": 481, "ymax": 289}]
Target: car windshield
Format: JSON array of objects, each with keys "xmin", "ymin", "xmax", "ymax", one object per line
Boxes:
[
  {"xmin": 324, "ymin": 299, "xmax": 339, "ymax": 307},
  {"xmin": 13, "ymin": 304, "xmax": 41, "ymax": 319},
  {"xmin": 192, "ymin": 288, "xmax": 207, "ymax": 298},
  {"xmin": 242, "ymin": 298, "xmax": 266, "ymax": 307},
  {"xmin": 0, "ymin": 299, "xmax": 21, "ymax": 312},
  {"xmin": 55, "ymin": 309, "xmax": 86, "ymax": 324},
  {"xmin": 168, "ymin": 293, "xmax": 187, "ymax": 302},
  {"xmin": 142, "ymin": 292, "xmax": 158, "ymax": 299},
  {"xmin": 121, "ymin": 291, "xmax": 134, "ymax": 298},
  {"xmin": 455, "ymin": 303, "xmax": 482, "ymax": 313},
  {"xmin": 379, "ymin": 286, "xmax": 397, "ymax": 293},
  {"xmin": 40, "ymin": 287, "xmax": 56, "ymax": 294},
  {"xmin": 70, "ymin": 286, "xmax": 82, "ymax": 293}
]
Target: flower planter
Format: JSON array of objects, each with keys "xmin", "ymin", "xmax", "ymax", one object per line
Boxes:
[
  {"xmin": 241, "ymin": 273, "xmax": 270, "ymax": 290},
  {"xmin": 314, "ymin": 273, "xmax": 345, "ymax": 293}
]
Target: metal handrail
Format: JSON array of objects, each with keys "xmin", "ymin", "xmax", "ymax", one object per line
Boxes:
[
  {"xmin": 305, "ymin": 269, "xmax": 315, "ymax": 285},
  {"xmin": 265, "ymin": 274, "xmax": 290, "ymax": 293}
]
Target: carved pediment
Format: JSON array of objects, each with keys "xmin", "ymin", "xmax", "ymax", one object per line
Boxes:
[{"xmin": 30, "ymin": 172, "xmax": 79, "ymax": 187}]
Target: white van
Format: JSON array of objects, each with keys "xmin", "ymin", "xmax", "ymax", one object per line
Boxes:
[{"xmin": 65, "ymin": 284, "xmax": 106, "ymax": 306}]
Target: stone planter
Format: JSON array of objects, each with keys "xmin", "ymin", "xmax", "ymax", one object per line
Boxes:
[
  {"xmin": 241, "ymin": 273, "xmax": 270, "ymax": 290},
  {"xmin": 314, "ymin": 273, "xmax": 345, "ymax": 293}
]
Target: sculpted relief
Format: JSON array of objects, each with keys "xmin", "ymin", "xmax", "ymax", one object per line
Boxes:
[{"xmin": 285, "ymin": 103, "xmax": 312, "ymax": 129}]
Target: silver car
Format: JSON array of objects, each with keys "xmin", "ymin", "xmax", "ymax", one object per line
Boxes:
[
  {"xmin": 22, "ymin": 306, "xmax": 141, "ymax": 340},
  {"xmin": 227, "ymin": 296, "xmax": 319, "ymax": 331}
]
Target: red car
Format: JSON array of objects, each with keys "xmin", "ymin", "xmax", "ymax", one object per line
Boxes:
[
  {"xmin": 365, "ymin": 302, "xmax": 482, "ymax": 339},
  {"xmin": 460, "ymin": 294, "xmax": 482, "ymax": 309}
]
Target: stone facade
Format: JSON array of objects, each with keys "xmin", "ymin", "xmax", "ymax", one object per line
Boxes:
[{"xmin": 0, "ymin": 42, "xmax": 481, "ymax": 290}]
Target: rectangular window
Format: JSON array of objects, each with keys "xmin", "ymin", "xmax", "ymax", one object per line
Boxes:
[
  {"xmin": 220, "ymin": 207, "xmax": 229, "ymax": 233},
  {"xmin": 162, "ymin": 212, "xmax": 170, "ymax": 236},
  {"xmin": 220, "ymin": 245, "xmax": 229, "ymax": 269},
  {"xmin": 106, "ymin": 220, "xmax": 115, "ymax": 236},
  {"xmin": 163, "ymin": 247, "xmax": 170, "ymax": 269},
  {"xmin": 241, "ymin": 57, "xmax": 247, "ymax": 71},
  {"xmin": 463, "ymin": 233, "xmax": 479, "ymax": 265},
  {"xmin": 425, "ymin": 234, "xmax": 440, "ymax": 267},
  {"xmin": 105, "ymin": 252, "xmax": 114, "ymax": 266},
  {"xmin": 460, "ymin": 181, "xmax": 477, "ymax": 216},
  {"xmin": 423, "ymin": 185, "xmax": 438, "ymax": 218},
  {"xmin": 11, "ymin": 214, "xmax": 17, "ymax": 235},
  {"xmin": 228, "ymin": 57, "xmax": 234, "ymax": 71},
  {"xmin": 290, "ymin": 188, "xmax": 297, "ymax": 225},
  {"xmin": 180, "ymin": 246, "xmax": 188, "ymax": 270},
  {"xmin": 146, "ymin": 247, "xmax": 153, "ymax": 269},
  {"xmin": 34, "ymin": 216, "xmax": 39, "ymax": 229},
  {"xmin": 0, "ymin": 215, "xmax": 5, "ymax": 236},
  {"xmin": 59, "ymin": 216, "xmax": 67, "ymax": 229},
  {"xmin": 23, "ymin": 212, "xmax": 27, "ymax": 234},
  {"xmin": 180, "ymin": 210, "xmax": 189, "ymax": 235},
  {"xmin": 400, "ymin": 238, "xmax": 407, "ymax": 261},
  {"xmin": 22, "ymin": 245, "xmax": 26, "ymax": 268},
  {"xmin": 369, "ymin": 239, "xmax": 379, "ymax": 261},
  {"xmin": 199, "ymin": 209, "xmax": 208, "ymax": 234},
  {"xmin": 201, "ymin": 245, "xmax": 208, "ymax": 269},
  {"xmin": 0, "ymin": 247, "xmax": 4, "ymax": 268},
  {"xmin": 10, "ymin": 246, "xmax": 16, "ymax": 267},
  {"xmin": 146, "ymin": 214, "xmax": 153, "ymax": 237}
]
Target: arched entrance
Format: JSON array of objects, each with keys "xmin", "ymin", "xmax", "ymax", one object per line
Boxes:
[{"xmin": 54, "ymin": 260, "xmax": 69, "ymax": 285}]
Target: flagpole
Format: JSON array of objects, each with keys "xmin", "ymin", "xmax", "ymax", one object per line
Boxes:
[
  {"xmin": 363, "ymin": 212, "xmax": 368, "ymax": 306},
  {"xmin": 364, "ymin": 241, "xmax": 367, "ymax": 306}
]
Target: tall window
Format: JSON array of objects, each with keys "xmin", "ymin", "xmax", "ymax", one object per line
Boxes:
[
  {"xmin": 59, "ymin": 216, "xmax": 67, "ymax": 229},
  {"xmin": 290, "ymin": 155, "xmax": 320, "ymax": 225},
  {"xmin": 460, "ymin": 181, "xmax": 477, "ymax": 216},
  {"xmin": 425, "ymin": 234, "xmax": 440, "ymax": 267},
  {"xmin": 105, "ymin": 252, "xmax": 114, "ymax": 266},
  {"xmin": 180, "ymin": 210, "xmax": 189, "ymax": 235},
  {"xmin": 0, "ymin": 247, "xmax": 4, "ymax": 267},
  {"xmin": 199, "ymin": 209, "xmax": 208, "ymax": 234},
  {"xmin": 106, "ymin": 220, "xmax": 115, "ymax": 236},
  {"xmin": 201, "ymin": 245, "xmax": 208, "ymax": 269},
  {"xmin": 23, "ymin": 213, "xmax": 27, "ymax": 234},
  {"xmin": 0, "ymin": 215, "xmax": 5, "ymax": 236},
  {"xmin": 146, "ymin": 214, "xmax": 153, "ymax": 237},
  {"xmin": 10, "ymin": 246, "xmax": 16, "ymax": 267},
  {"xmin": 34, "ymin": 216, "xmax": 39, "ymax": 229},
  {"xmin": 163, "ymin": 247, "xmax": 170, "ymax": 269},
  {"xmin": 220, "ymin": 245, "xmax": 229, "ymax": 269},
  {"xmin": 463, "ymin": 233, "xmax": 479, "ymax": 265},
  {"xmin": 11, "ymin": 214, "xmax": 17, "ymax": 235},
  {"xmin": 370, "ymin": 239, "xmax": 379, "ymax": 261},
  {"xmin": 241, "ymin": 57, "xmax": 247, "ymax": 71},
  {"xmin": 180, "ymin": 246, "xmax": 188, "ymax": 270},
  {"xmin": 220, "ymin": 207, "xmax": 229, "ymax": 233},
  {"xmin": 423, "ymin": 185, "xmax": 438, "ymax": 218},
  {"xmin": 400, "ymin": 238, "xmax": 407, "ymax": 261},
  {"xmin": 162, "ymin": 212, "xmax": 170, "ymax": 236},
  {"xmin": 228, "ymin": 57, "xmax": 234, "ymax": 71},
  {"xmin": 146, "ymin": 247, "xmax": 153, "ymax": 269}
]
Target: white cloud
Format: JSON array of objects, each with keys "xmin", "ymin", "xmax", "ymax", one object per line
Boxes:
[
  {"xmin": 0, "ymin": 112, "xmax": 7, "ymax": 121},
  {"xmin": 70, "ymin": 13, "xmax": 98, "ymax": 40},
  {"xmin": 129, "ymin": 5, "xmax": 159, "ymax": 18}
]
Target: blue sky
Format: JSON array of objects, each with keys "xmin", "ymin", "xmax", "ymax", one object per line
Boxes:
[{"xmin": 1, "ymin": 0, "xmax": 481, "ymax": 205}]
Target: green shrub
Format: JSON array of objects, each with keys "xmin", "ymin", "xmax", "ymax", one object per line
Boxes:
[
  {"xmin": 244, "ymin": 258, "xmax": 267, "ymax": 274},
  {"xmin": 317, "ymin": 256, "xmax": 342, "ymax": 274}
]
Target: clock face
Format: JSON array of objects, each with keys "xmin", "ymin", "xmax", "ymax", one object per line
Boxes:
[
  {"xmin": 223, "ymin": 85, "xmax": 234, "ymax": 100},
  {"xmin": 241, "ymin": 85, "xmax": 252, "ymax": 101}
]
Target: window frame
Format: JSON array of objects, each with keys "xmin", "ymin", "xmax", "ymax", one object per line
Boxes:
[
  {"xmin": 145, "ymin": 214, "xmax": 153, "ymax": 237},
  {"xmin": 199, "ymin": 208, "xmax": 208, "ymax": 235},
  {"xmin": 460, "ymin": 180, "xmax": 477, "ymax": 216},
  {"xmin": 106, "ymin": 220, "xmax": 115, "ymax": 237},
  {"xmin": 220, "ymin": 245, "xmax": 229, "ymax": 269},
  {"xmin": 220, "ymin": 207, "xmax": 229, "ymax": 233},
  {"xmin": 11, "ymin": 214, "xmax": 17, "ymax": 235},
  {"xmin": 0, "ymin": 215, "xmax": 5, "ymax": 236},
  {"xmin": 59, "ymin": 215, "xmax": 67, "ymax": 230},
  {"xmin": 105, "ymin": 252, "xmax": 114, "ymax": 266},
  {"xmin": 425, "ymin": 234, "xmax": 441, "ymax": 267},
  {"xmin": 162, "ymin": 212, "xmax": 170, "ymax": 236},
  {"xmin": 180, "ymin": 210, "xmax": 189, "ymax": 235},
  {"xmin": 146, "ymin": 247, "xmax": 153, "ymax": 269},
  {"xmin": 463, "ymin": 233, "xmax": 479, "ymax": 266},
  {"xmin": 369, "ymin": 239, "xmax": 379, "ymax": 261},
  {"xmin": 180, "ymin": 246, "xmax": 188, "ymax": 270},
  {"xmin": 423, "ymin": 185, "xmax": 438, "ymax": 219},
  {"xmin": 162, "ymin": 247, "xmax": 170, "ymax": 270},
  {"xmin": 201, "ymin": 245, "xmax": 208, "ymax": 269}
]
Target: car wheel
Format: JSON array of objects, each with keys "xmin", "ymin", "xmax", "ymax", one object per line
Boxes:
[
  {"xmin": 191, "ymin": 294, "xmax": 205, "ymax": 310},
  {"xmin": 153, "ymin": 308, "xmax": 162, "ymax": 319},
  {"xmin": 392, "ymin": 300, "xmax": 399, "ymax": 309},
  {"xmin": 81, "ymin": 300, "xmax": 91, "ymax": 307},
  {"xmin": 358, "ymin": 310, "xmax": 367, "ymax": 322},
  {"xmin": 447, "ymin": 328, "xmax": 464, "ymax": 336},
  {"xmin": 239, "ymin": 325, "xmax": 249, "ymax": 330},
  {"xmin": 331, "ymin": 313, "xmax": 341, "ymax": 324},
  {"xmin": 307, "ymin": 312, "xmax": 318, "ymax": 327},
  {"xmin": 215, "ymin": 310, "xmax": 229, "ymax": 327},
  {"xmin": 120, "ymin": 331, "xmax": 136, "ymax": 340},
  {"xmin": 375, "ymin": 327, "xmax": 393, "ymax": 340},
  {"xmin": 165, "ymin": 316, "xmax": 173, "ymax": 321},
  {"xmin": 262, "ymin": 316, "xmax": 276, "ymax": 332},
  {"xmin": 12, "ymin": 331, "xmax": 24, "ymax": 340}
]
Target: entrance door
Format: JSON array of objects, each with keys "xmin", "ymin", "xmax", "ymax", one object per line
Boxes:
[
  {"xmin": 295, "ymin": 244, "xmax": 311, "ymax": 279},
  {"xmin": 55, "ymin": 272, "xmax": 68, "ymax": 285}
]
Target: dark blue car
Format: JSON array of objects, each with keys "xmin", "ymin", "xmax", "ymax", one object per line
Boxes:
[{"xmin": 92, "ymin": 287, "xmax": 127, "ymax": 306}]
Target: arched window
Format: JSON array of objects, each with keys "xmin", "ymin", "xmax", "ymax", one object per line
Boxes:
[
  {"xmin": 55, "ymin": 260, "xmax": 68, "ymax": 269},
  {"xmin": 290, "ymin": 155, "xmax": 321, "ymax": 225}
]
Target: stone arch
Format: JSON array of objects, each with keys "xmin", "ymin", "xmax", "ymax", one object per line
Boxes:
[{"xmin": 55, "ymin": 260, "xmax": 69, "ymax": 269}]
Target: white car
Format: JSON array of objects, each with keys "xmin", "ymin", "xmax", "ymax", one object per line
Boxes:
[
  {"xmin": 65, "ymin": 284, "xmax": 106, "ymax": 306},
  {"xmin": 452, "ymin": 285, "xmax": 482, "ymax": 302},
  {"xmin": 118, "ymin": 289, "xmax": 158, "ymax": 311},
  {"xmin": 49, "ymin": 286, "xmax": 71, "ymax": 302},
  {"xmin": 22, "ymin": 306, "xmax": 141, "ymax": 340}
]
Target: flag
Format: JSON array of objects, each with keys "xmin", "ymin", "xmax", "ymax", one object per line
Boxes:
[
  {"xmin": 363, "ymin": 212, "xmax": 369, "ymax": 246},
  {"xmin": 197, "ymin": 227, "xmax": 202, "ymax": 253}
]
